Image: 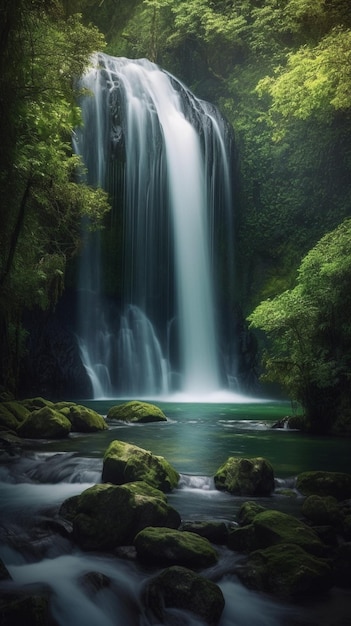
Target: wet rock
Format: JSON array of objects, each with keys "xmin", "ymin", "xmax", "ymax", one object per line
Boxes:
[
  {"xmin": 0, "ymin": 588, "xmax": 50, "ymax": 626},
  {"xmin": 102, "ymin": 439, "xmax": 179, "ymax": 492},
  {"xmin": 180, "ymin": 520, "xmax": 229, "ymax": 544},
  {"xmin": 296, "ymin": 471, "xmax": 351, "ymax": 501},
  {"xmin": 107, "ymin": 400, "xmax": 167, "ymax": 423},
  {"xmin": 60, "ymin": 481, "xmax": 180, "ymax": 551},
  {"xmin": 302, "ymin": 494, "xmax": 342, "ymax": 527},
  {"xmin": 237, "ymin": 543, "xmax": 333, "ymax": 599},
  {"xmin": 17, "ymin": 406, "xmax": 71, "ymax": 439},
  {"xmin": 80, "ymin": 571, "xmax": 111, "ymax": 593},
  {"xmin": 58, "ymin": 403, "xmax": 108, "ymax": 432},
  {"xmin": 134, "ymin": 526, "xmax": 218, "ymax": 568},
  {"xmin": 0, "ymin": 404, "xmax": 21, "ymax": 432},
  {"xmin": 214, "ymin": 456, "xmax": 274, "ymax": 496},
  {"xmin": 237, "ymin": 501, "xmax": 266, "ymax": 526},
  {"xmin": 228, "ymin": 509, "xmax": 326, "ymax": 556},
  {"xmin": 143, "ymin": 565, "xmax": 225, "ymax": 626}
]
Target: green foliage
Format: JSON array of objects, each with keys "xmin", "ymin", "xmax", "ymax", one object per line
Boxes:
[
  {"xmin": 248, "ymin": 219, "xmax": 351, "ymax": 432},
  {"xmin": 0, "ymin": 0, "xmax": 110, "ymax": 391}
]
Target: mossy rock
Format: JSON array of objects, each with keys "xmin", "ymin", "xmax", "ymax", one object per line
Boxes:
[
  {"xmin": 143, "ymin": 565, "xmax": 225, "ymax": 626},
  {"xmin": 60, "ymin": 404, "xmax": 108, "ymax": 433},
  {"xmin": 107, "ymin": 400, "xmax": 167, "ymax": 423},
  {"xmin": 21, "ymin": 397, "xmax": 54, "ymax": 410},
  {"xmin": 228, "ymin": 509, "xmax": 326, "ymax": 556},
  {"xmin": 134, "ymin": 526, "xmax": 218, "ymax": 568},
  {"xmin": 296, "ymin": 471, "xmax": 351, "ymax": 501},
  {"xmin": 102, "ymin": 439, "xmax": 179, "ymax": 492},
  {"xmin": 214, "ymin": 456, "xmax": 274, "ymax": 496},
  {"xmin": 0, "ymin": 404, "xmax": 20, "ymax": 432},
  {"xmin": 3, "ymin": 401, "xmax": 30, "ymax": 423},
  {"xmin": 237, "ymin": 501, "xmax": 267, "ymax": 526},
  {"xmin": 302, "ymin": 494, "xmax": 342, "ymax": 527},
  {"xmin": 60, "ymin": 481, "xmax": 180, "ymax": 551},
  {"xmin": 237, "ymin": 543, "xmax": 333, "ymax": 599},
  {"xmin": 17, "ymin": 406, "xmax": 71, "ymax": 439},
  {"xmin": 180, "ymin": 521, "xmax": 229, "ymax": 544}
]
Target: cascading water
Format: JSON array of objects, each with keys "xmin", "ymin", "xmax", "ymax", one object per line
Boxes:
[{"xmin": 74, "ymin": 53, "xmax": 236, "ymax": 399}]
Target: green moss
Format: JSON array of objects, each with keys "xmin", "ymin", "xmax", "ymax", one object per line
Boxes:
[
  {"xmin": 102, "ymin": 439, "xmax": 179, "ymax": 492},
  {"xmin": 107, "ymin": 400, "xmax": 167, "ymax": 423},
  {"xmin": 296, "ymin": 471, "xmax": 351, "ymax": 501},
  {"xmin": 62, "ymin": 404, "xmax": 108, "ymax": 432},
  {"xmin": 238, "ymin": 543, "xmax": 333, "ymax": 599},
  {"xmin": 17, "ymin": 406, "xmax": 71, "ymax": 439},
  {"xmin": 134, "ymin": 526, "xmax": 218, "ymax": 568},
  {"xmin": 302, "ymin": 495, "xmax": 341, "ymax": 526},
  {"xmin": 214, "ymin": 456, "xmax": 274, "ymax": 495}
]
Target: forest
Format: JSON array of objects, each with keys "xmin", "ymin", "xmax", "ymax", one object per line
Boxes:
[{"xmin": 1, "ymin": 0, "xmax": 350, "ymax": 434}]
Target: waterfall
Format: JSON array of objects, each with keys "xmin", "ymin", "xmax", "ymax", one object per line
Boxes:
[{"xmin": 74, "ymin": 53, "xmax": 236, "ymax": 399}]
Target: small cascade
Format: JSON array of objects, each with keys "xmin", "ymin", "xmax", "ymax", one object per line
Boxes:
[{"xmin": 74, "ymin": 53, "xmax": 236, "ymax": 398}]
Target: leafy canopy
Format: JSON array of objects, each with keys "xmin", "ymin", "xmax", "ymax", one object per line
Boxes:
[{"xmin": 248, "ymin": 219, "xmax": 351, "ymax": 431}]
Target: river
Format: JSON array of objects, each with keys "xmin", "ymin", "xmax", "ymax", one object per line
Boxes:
[{"xmin": 1, "ymin": 400, "xmax": 350, "ymax": 625}]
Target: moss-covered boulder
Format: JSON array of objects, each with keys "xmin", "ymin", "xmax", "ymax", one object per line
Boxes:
[
  {"xmin": 214, "ymin": 456, "xmax": 274, "ymax": 496},
  {"xmin": 59, "ymin": 404, "xmax": 108, "ymax": 433},
  {"xmin": 180, "ymin": 521, "xmax": 229, "ymax": 545},
  {"xmin": 237, "ymin": 501, "xmax": 267, "ymax": 526},
  {"xmin": 237, "ymin": 543, "xmax": 333, "ymax": 599},
  {"xmin": 0, "ymin": 404, "xmax": 20, "ymax": 432},
  {"xmin": 60, "ymin": 481, "xmax": 180, "ymax": 551},
  {"xmin": 102, "ymin": 439, "xmax": 179, "ymax": 492},
  {"xmin": 107, "ymin": 400, "xmax": 167, "ymax": 423},
  {"xmin": 302, "ymin": 494, "xmax": 342, "ymax": 527},
  {"xmin": 296, "ymin": 471, "xmax": 351, "ymax": 501},
  {"xmin": 228, "ymin": 509, "xmax": 326, "ymax": 556},
  {"xmin": 134, "ymin": 526, "xmax": 218, "ymax": 568},
  {"xmin": 3, "ymin": 401, "xmax": 30, "ymax": 423},
  {"xmin": 21, "ymin": 397, "xmax": 54, "ymax": 411},
  {"xmin": 17, "ymin": 406, "xmax": 71, "ymax": 439},
  {"xmin": 143, "ymin": 566, "xmax": 225, "ymax": 626}
]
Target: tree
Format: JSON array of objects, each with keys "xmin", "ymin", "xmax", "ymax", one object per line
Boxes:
[
  {"xmin": 248, "ymin": 219, "xmax": 351, "ymax": 433},
  {"xmin": 0, "ymin": 1, "xmax": 110, "ymax": 393}
]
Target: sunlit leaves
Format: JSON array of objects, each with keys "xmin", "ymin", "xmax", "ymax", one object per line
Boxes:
[{"xmin": 248, "ymin": 219, "xmax": 351, "ymax": 425}]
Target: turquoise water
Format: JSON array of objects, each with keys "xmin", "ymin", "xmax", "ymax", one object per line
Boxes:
[{"xmin": 41, "ymin": 400, "xmax": 351, "ymax": 478}]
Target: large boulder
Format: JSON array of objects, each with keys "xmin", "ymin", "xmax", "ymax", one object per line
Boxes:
[
  {"xmin": 0, "ymin": 404, "xmax": 20, "ymax": 432},
  {"xmin": 134, "ymin": 526, "xmax": 218, "ymax": 568},
  {"xmin": 301, "ymin": 494, "xmax": 342, "ymax": 527},
  {"xmin": 237, "ymin": 543, "xmax": 333, "ymax": 599},
  {"xmin": 296, "ymin": 471, "xmax": 351, "ymax": 501},
  {"xmin": 59, "ymin": 481, "xmax": 180, "ymax": 551},
  {"xmin": 17, "ymin": 406, "xmax": 71, "ymax": 439},
  {"xmin": 143, "ymin": 566, "xmax": 225, "ymax": 626},
  {"xmin": 107, "ymin": 400, "xmax": 167, "ymax": 423},
  {"xmin": 58, "ymin": 403, "xmax": 108, "ymax": 432},
  {"xmin": 228, "ymin": 509, "xmax": 326, "ymax": 556},
  {"xmin": 102, "ymin": 439, "xmax": 179, "ymax": 492},
  {"xmin": 214, "ymin": 456, "xmax": 274, "ymax": 496}
]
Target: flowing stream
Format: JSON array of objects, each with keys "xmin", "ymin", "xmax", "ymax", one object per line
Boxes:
[
  {"xmin": 1, "ymin": 401, "xmax": 350, "ymax": 625},
  {"xmin": 74, "ymin": 54, "xmax": 236, "ymax": 398}
]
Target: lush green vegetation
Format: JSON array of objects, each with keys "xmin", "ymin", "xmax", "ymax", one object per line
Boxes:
[
  {"xmin": 1, "ymin": 0, "xmax": 350, "ymax": 431},
  {"xmin": 0, "ymin": 1, "xmax": 110, "ymax": 391},
  {"xmin": 248, "ymin": 218, "xmax": 351, "ymax": 433}
]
